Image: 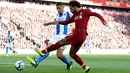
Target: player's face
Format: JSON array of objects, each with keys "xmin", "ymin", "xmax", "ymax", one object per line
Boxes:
[
  {"xmin": 69, "ymin": 6, "xmax": 76, "ymax": 14},
  {"xmin": 56, "ymin": 5, "xmax": 64, "ymax": 14}
]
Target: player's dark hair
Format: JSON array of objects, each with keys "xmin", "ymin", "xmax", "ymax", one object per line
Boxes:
[
  {"xmin": 69, "ymin": 1, "xmax": 81, "ymax": 8},
  {"xmin": 56, "ymin": 2, "xmax": 63, "ymax": 6}
]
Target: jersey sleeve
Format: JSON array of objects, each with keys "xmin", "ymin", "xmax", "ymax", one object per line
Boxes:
[
  {"xmin": 85, "ymin": 9, "xmax": 105, "ymax": 24},
  {"xmin": 68, "ymin": 11, "xmax": 73, "ymax": 18},
  {"xmin": 54, "ymin": 14, "xmax": 58, "ymax": 21},
  {"xmin": 59, "ymin": 15, "xmax": 74, "ymax": 25}
]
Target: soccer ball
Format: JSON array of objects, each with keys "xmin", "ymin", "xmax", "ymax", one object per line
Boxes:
[{"xmin": 15, "ymin": 61, "xmax": 25, "ymax": 71}]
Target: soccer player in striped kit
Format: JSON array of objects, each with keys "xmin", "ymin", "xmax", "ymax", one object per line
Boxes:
[{"xmin": 26, "ymin": 2, "xmax": 73, "ymax": 72}]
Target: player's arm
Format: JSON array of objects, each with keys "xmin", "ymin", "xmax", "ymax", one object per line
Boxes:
[
  {"xmin": 86, "ymin": 9, "xmax": 106, "ymax": 25},
  {"xmin": 43, "ymin": 14, "xmax": 58, "ymax": 26},
  {"xmin": 44, "ymin": 15, "xmax": 74, "ymax": 26},
  {"xmin": 43, "ymin": 20, "xmax": 58, "ymax": 26},
  {"xmin": 86, "ymin": 9, "xmax": 117, "ymax": 28},
  {"xmin": 58, "ymin": 15, "xmax": 74, "ymax": 25}
]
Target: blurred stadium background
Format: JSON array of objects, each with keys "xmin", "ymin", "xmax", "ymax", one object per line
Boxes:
[{"xmin": 0, "ymin": 0, "xmax": 130, "ymax": 54}]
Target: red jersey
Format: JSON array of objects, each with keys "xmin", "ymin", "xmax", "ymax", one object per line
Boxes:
[{"xmin": 59, "ymin": 8, "xmax": 105, "ymax": 35}]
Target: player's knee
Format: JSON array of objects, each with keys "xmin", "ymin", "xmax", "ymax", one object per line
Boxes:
[
  {"xmin": 57, "ymin": 53, "xmax": 63, "ymax": 59},
  {"xmin": 69, "ymin": 52, "xmax": 74, "ymax": 58},
  {"xmin": 57, "ymin": 55, "xmax": 63, "ymax": 59},
  {"xmin": 59, "ymin": 39, "xmax": 68, "ymax": 45}
]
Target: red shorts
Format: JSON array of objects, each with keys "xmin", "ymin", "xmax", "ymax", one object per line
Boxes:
[{"xmin": 65, "ymin": 30, "xmax": 87, "ymax": 50}]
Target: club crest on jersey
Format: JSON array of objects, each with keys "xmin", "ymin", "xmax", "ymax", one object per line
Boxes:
[{"xmin": 74, "ymin": 12, "xmax": 82, "ymax": 20}]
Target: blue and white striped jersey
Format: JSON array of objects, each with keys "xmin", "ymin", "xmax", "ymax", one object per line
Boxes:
[{"xmin": 55, "ymin": 11, "xmax": 72, "ymax": 35}]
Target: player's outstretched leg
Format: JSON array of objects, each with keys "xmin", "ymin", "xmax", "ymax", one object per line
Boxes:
[
  {"xmin": 41, "ymin": 42, "xmax": 63, "ymax": 53},
  {"xmin": 26, "ymin": 48, "xmax": 50, "ymax": 68},
  {"xmin": 36, "ymin": 52, "xmax": 50, "ymax": 64},
  {"xmin": 26, "ymin": 56, "xmax": 38, "ymax": 68},
  {"xmin": 34, "ymin": 48, "xmax": 44, "ymax": 56}
]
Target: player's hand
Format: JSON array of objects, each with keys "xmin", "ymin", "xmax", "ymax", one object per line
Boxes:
[
  {"xmin": 43, "ymin": 20, "xmax": 58, "ymax": 26},
  {"xmin": 43, "ymin": 23, "xmax": 49, "ymax": 26},
  {"xmin": 103, "ymin": 21, "xmax": 111, "ymax": 29},
  {"xmin": 103, "ymin": 21, "xmax": 107, "ymax": 25}
]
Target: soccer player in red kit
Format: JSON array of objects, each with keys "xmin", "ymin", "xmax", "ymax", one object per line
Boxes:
[{"xmin": 35, "ymin": 1, "xmax": 107, "ymax": 73}]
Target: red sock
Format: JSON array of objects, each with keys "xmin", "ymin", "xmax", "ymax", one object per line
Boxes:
[
  {"xmin": 42, "ymin": 42, "xmax": 62, "ymax": 53},
  {"xmin": 82, "ymin": 63, "xmax": 86, "ymax": 70},
  {"xmin": 41, "ymin": 49, "xmax": 47, "ymax": 53},
  {"xmin": 72, "ymin": 54, "xmax": 86, "ymax": 69}
]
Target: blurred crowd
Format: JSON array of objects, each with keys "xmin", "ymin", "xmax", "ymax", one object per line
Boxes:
[
  {"xmin": 0, "ymin": 2, "xmax": 130, "ymax": 50},
  {"xmin": 105, "ymin": 0, "xmax": 129, "ymax": 3},
  {"xmin": 1, "ymin": 0, "xmax": 130, "ymax": 3}
]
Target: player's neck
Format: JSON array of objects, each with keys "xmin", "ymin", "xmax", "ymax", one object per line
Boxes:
[
  {"xmin": 59, "ymin": 10, "xmax": 64, "ymax": 14},
  {"xmin": 76, "ymin": 8, "xmax": 81, "ymax": 13},
  {"xmin": 61, "ymin": 10, "xmax": 64, "ymax": 13}
]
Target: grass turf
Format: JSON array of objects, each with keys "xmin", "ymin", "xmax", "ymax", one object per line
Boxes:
[{"xmin": 0, "ymin": 54, "xmax": 130, "ymax": 73}]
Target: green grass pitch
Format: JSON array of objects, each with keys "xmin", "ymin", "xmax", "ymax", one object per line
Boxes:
[{"xmin": 0, "ymin": 54, "xmax": 130, "ymax": 73}]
